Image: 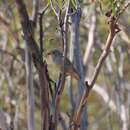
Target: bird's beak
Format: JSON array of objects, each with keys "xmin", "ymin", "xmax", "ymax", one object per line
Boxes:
[
  {"xmin": 47, "ymin": 52, "xmax": 50, "ymax": 55},
  {"xmin": 46, "ymin": 52, "xmax": 52, "ymax": 57}
]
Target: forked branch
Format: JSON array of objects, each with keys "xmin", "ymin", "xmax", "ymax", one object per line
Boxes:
[{"xmin": 69, "ymin": 7, "xmax": 126, "ymax": 130}]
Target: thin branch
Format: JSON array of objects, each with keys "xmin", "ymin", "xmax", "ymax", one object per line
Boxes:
[
  {"xmin": 52, "ymin": 0, "xmax": 70, "ymax": 129},
  {"xmin": 50, "ymin": 0, "xmax": 59, "ymax": 17},
  {"xmin": 88, "ymin": 21, "xmax": 119, "ymax": 89},
  {"xmin": 39, "ymin": 4, "xmax": 49, "ymax": 56},
  {"xmin": 38, "ymin": 4, "xmax": 53, "ymax": 101},
  {"xmin": 15, "ymin": 0, "xmax": 40, "ymax": 57}
]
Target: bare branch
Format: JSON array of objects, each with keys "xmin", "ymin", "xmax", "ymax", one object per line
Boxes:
[
  {"xmin": 50, "ymin": 0, "xmax": 59, "ymax": 17},
  {"xmin": 15, "ymin": 1, "xmax": 50, "ymax": 130},
  {"xmin": 39, "ymin": 4, "xmax": 49, "ymax": 56},
  {"xmin": 51, "ymin": 1, "xmax": 70, "ymax": 129},
  {"xmin": 69, "ymin": 13, "xmax": 121, "ymax": 130}
]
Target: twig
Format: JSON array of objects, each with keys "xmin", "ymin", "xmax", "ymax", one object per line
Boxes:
[
  {"xmin": 50, "ymin": 0, "xmax": 59, "ymax": 17},
  {"xmin": 38, "ymin": 5, "xmax": 53, "ymax": 100},
  {"xmin": 39, "ymin": 4, "xmax": 49, "ymax": 56},
  {"xmin": 58, "ymin": 0, "xmax": 69, "ymax": 99},
  {"xmin": 39, "ymin": 4, "xmax": 49, "ymax": 15},
  {"xmin": 51, "ymin": 0, "xmax": 70, "ymax": 129}
]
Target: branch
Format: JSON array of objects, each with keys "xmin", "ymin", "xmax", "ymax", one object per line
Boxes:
[
  {"xmin": 69, "ymin": 13, "xmax": 120, "ymax": 130},
  {"xmin": 88, "ymin": 18, "xmax": 119, "ymax": 89},
  {"xmin": 15, "ymin": 0, "xmax": 40, "ymax": 58},
  {"xmin": 15, "ymin": 1, "xmax": 50, "ymax": 130},
  {"xmin": 50, "ymin": 0, "xmax": 59, "ymax": 17},
  {"xmin": 69, "ymin": 5, "xmax": 88, "ymax": 130},
  {"xmin": 39, "ymin": 4, "xmax": 49, "ymax": 56},
  {"xmin": 51, "ymin": 1, "xmax": 70, "ymax": 129}
]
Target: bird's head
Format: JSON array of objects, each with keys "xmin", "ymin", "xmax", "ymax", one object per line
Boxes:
[{"xmin": 47, "ymin": 49, "xmax": 63, "ymax": 66}]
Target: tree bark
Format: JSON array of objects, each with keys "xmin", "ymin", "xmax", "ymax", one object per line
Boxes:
[
  {"xmin": 25, "ymin": 45, "xmax": 35, "ymax": 130},
  {"xmin": 70, "ymin": 8, "xmax": 88, "ymax": 130},
  {"xmin": 15, "ymin": 1, "xmax": 50, "ymax": 130}
]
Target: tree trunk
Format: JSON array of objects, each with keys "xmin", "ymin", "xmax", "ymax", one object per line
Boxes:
[{"xmin": 70, "ymin": 9, "xmax": 88, "ymax": 130}]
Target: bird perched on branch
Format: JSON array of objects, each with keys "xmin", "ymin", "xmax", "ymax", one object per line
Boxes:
[{"xmin": 47, "ymin": 49, "xmax": 80, "ymax": 80}]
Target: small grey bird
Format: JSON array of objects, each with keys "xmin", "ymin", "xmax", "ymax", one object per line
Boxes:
[{"xmin": 47, "ymin": 49, "xmax": 80, "ymax": 80}]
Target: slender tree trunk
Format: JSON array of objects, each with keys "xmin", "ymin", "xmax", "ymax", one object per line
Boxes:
[
  {"xmin": 70, "ymin": 9, "xmax": 88, "ymax": 130},
  {"xmin": 25, "ymin": 45, "xmax": 35, "ymax": 130},
  {"xmin": 15, "ymin": 1, "xmax": 50, "ymax": 130}
]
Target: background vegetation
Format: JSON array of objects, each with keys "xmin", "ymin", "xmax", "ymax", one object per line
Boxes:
[{"xmin": 0, "ymin": 0, "xmax": 130, "ymax": 130}]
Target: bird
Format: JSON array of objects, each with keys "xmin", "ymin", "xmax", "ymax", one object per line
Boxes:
[{"xmin": 47, "ymin": 49, "xmax": 80, "ymax": 80}]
